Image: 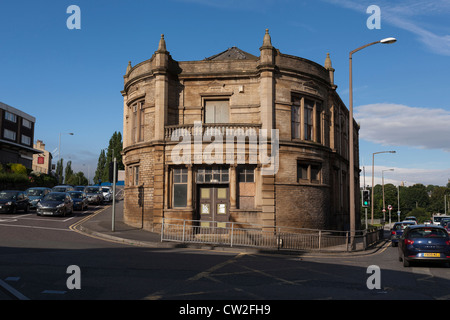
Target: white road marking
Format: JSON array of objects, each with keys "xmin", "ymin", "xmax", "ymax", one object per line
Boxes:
[
  {"xmin": 42, "ymin": 290, "xmax": 67, "ymax": 294},
  {"xmin": 0, "ymin": 223, "xmax": 72, "ymax": 231},
  {"xmin": 0, "ymin": 279, "xmax": 29, "ymax": 300}
]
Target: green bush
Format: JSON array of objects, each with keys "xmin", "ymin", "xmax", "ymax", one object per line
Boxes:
[
  {"xmin": 0, "ymin": 172, "xmax": 29, "ymax": 190},
  {"xmin": 9, "ymin": 163, "xmax": 27, "ymax": 175}
]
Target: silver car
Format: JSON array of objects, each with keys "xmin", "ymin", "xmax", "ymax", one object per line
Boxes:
[{"xmin": 85, "ymin": 186, "xmax": 104, "ymax": 205}]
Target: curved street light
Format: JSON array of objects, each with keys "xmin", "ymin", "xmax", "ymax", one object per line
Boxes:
[{"xmin": 348, "ymin": 37, "xmax": 397, "ymax": 248}]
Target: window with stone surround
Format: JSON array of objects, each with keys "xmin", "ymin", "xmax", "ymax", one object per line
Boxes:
[
  {"xmin": 204, "ymin": 100, "xmax": 229, "ymax": 124},
  {"xmin": 130, "ymin": 100, "xmax": 145, "ymax": 144},
  {"xmin": 173, "ymin": 168, "xmax": 188, "ymax": 207},
  {"xmin": 297, "ymin": 161, "xmax": 322, "ymax": 184},
  {"xmin": 291, "ymin": 94, "xmax": 322, "ymax": 143},
  {"xmin": 128, "ymin": 164, "xmax": 139, "ymax": 186},
  {"xmin": 238, "ymin": 165, "xmax": 255, "ymax": 209}
]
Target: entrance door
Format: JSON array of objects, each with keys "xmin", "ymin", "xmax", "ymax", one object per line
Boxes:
[{"xmin": 198, "ymin": 186, "xmax": 229, "ymax": 228}]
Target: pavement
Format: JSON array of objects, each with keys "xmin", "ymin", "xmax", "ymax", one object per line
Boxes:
[{"xmin": 72, "ymin": 199, "xmax": 392, "ymax": 256}]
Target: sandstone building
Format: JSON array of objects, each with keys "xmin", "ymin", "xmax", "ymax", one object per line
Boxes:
[{"xmin": 121, "ymin": 30, "xmax": 360, "ymax": 232}]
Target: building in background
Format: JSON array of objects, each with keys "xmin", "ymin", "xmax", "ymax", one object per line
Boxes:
[
  {"xmin": 121, "ymin": 30, "xmax": 360, "ymax": 232},
  {"xmin": 32, "ymin": 140, "xmax": 53, "ymax": 174},
  {"xmin": 0, "ymin": 102, "xmax": 42, "ymax": 169}
]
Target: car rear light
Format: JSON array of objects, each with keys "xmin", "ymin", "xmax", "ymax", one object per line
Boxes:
[
  {"xmin": 391, "ymin": 231, "xmax": 396, "ymax": 235},
  {"xmin": 446, "ymin": 240, "xmax": 450, "ymax": 246},
  {"xmin": 405, "ymin": 239, "xmax": 414, "ymax": 245}
]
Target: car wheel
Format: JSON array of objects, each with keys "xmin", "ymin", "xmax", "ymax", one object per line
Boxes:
[{"xmin": 402, "ymin": 254, "xmax": 410, "ymax": 267}]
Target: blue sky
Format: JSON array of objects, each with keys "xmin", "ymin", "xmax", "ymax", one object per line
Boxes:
[{"xmin": 0, "ymin": 0, "xmax": 449, "ymax": 186}]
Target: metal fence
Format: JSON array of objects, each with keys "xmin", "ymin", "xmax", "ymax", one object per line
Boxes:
[{"xmin": 160, "ymin": 219, "xmax": 384, "ymax": 252}]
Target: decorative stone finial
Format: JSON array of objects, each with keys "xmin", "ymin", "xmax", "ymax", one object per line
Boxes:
[
  {"xmin": 126, "ymin": 61, "xmax": 132, "ymax": 74},
  {"xmin": 262, "ymin": 28, "xmax": 272, "ymax": 47},
  {"xmin": 324, "ymin": 53, "xmax": 335, "ymax": 87},
  {"xmin": 324, "ymin": 53, "xmax": 332, "ymax": 69},
  {"xmin": 158, "ymin": 34, "xmax": 167, "ymax": 52}
]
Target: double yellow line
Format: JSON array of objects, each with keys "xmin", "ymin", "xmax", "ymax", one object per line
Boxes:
[{"xmin": 69, "ymin": 206, "xmax": 109, "ymax": 234}]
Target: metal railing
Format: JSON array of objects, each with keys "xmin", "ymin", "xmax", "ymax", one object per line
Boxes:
[{"xmin": 161, "ymin": 219, "xmax": 384, "ymax": 252}]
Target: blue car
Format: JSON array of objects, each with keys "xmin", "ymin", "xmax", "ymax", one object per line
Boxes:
[
  {"xmin": 390, "ymin": 221, "xmax": 416, "ymax": 247},
  {"xmin": 68, "ymin": 191, "xmax": 88, "ymax": 211},
  {"xmin": 398, "ymin": 225, "xmax": 450, "ymax": 267}
]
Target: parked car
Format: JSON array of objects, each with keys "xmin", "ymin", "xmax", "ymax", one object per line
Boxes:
[
  {"xmin": 0, "ymin": 190, "xmax": 30, "ymax": 214},
  {"xmin": 398, "ymin": 225, "xmax": 450, "ymax": 267},
  {"xmin": 73, "ymin": 186, "xmax": 86, "ymax": 192},
  {"xmin": 85, "ymin": 186, "xmax": 104, "ymax": 205},
  {"xmin": 444, "ymin": 223, "xmax": 450, "ymax": 234},
  {"xmin": 432, "ymin": 215, "xmax": 449, "ymax": 226},
  {"xmin": 404, "ymin": 216, "xmax": 417, "ymax": 223},
  {"xmin": 52, "ymin": 185, "xmax": 74, "ymax": 192},
  {"xmin": 68, "ymin": 191, "xmax": 88, "ymax": 211},
  {"xmin": 423, "ymin": 220, "xmax": 433, "ymax": 225},
  {"xmin": 25, "ymin": 187, "xmax": 52, "ymax": 209},
  {"xmin": 440, "ymin": 217, "xmax": 450, "ymax": 228},
  {"xmin": 36, "ymin": 192, "xmax": 73, "ymax": 216},
  {"xmin": 391, "ymin": 221, "xmax": 416, "ymax": 247},
  {"xmin": 101, "ymin": 186, "xmax": 113, "ymax": 202}
]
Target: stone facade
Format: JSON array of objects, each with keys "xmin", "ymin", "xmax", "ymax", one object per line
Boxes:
[
  {"xmin": 32, "ymin": 140, "xmax": 52, "ymax": 174},
  {"xmin": 121, "ymin": 30, "xmax": 360, "ymax": 232}
]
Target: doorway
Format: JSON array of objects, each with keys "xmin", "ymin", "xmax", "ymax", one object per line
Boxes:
[{"xmin": 198, "ymin": 185, "xmax": 229, "ymax": 228}]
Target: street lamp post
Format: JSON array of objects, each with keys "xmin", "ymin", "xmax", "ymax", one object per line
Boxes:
[
  {"xmin": 349, "ymin": 37, "xmax": 396, "ymax": 246},
  {"xmin": 382, "ymin": 168, "xmax": 394, "ymax": 224}
]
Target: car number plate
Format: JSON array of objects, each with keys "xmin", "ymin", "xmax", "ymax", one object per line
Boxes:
[{"xmin": 424, "ymin": 253, "xmax": 440, "ymax": 257}]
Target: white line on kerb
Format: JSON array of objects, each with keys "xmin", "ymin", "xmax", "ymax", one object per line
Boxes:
[{"xmin": 0, "ymin": 279, "xmax": 30, "ymax": 300}]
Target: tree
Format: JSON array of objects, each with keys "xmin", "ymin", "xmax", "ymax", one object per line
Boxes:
[
  {"xmin": 94, "ymin": 131, "xmax": 124, "ymax": 184},
  {"xmin": 402, "ymin": 184, "xmax": 429, "ymax": 213},
  {"xmin": 64, "ymin": 161, "xmax": 74, "ymax": 184},
  {"xmin": 56, "ymin": 158, "xmax": 64, "ymax": 184},
  {"xmin": 93, "ymin": 149, "xmax": 106, "ymax": 185},
  {"xmin": 66, "ymin": 171, "xmax": 88, "ymax": 186}
]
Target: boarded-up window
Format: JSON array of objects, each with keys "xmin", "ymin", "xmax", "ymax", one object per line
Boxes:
[
  {"xmin": 238, "ymin": 166, "xmax": 255, "ymax": 209},
  {"xmin": 205, "ymin": 100, "xmax": 229, "ymax": 123}
]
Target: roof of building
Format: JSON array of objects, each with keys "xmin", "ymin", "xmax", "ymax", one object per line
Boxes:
[
  {"xmin": 204, "ymin": 47, "xmax": 258, "ymax": 61},
  {"xmin": 0, "ymin": 101, "xmax": 35, "ymax": 122}
]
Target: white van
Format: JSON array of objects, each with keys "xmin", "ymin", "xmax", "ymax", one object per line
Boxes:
[{"xmin": 432, "ymin": 214, "xmax": 449, "ymax": 226}]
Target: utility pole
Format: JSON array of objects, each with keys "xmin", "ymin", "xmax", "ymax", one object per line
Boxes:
[{"xmin": 112, "ymin": 156, "xmax": 116, "ymax": 232}]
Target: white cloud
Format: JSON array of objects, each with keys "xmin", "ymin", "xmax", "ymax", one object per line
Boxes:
[
  {"xmin": 355, "ymin": 103, "xmax": 450, "ymax": 152},
  {"xmin": 362, "ymin": 165, "xmax": 450, "ymax": 187},
  {"xmin": 324, "ymin": 0, "xmax": 450, "ymax": 56}
]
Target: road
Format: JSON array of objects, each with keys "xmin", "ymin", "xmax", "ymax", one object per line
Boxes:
[{"xmin": 1, "ymin": 206, "xmax": 449, "ymax": 306}]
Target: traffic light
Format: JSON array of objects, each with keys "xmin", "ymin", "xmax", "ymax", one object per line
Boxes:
[{"xmin": 362, "ymin": 190, "xmax": 370, "ymax": 207}]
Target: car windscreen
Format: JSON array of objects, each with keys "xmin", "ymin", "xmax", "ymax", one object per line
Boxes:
[
  {"xmin": 408, "ymin": 228, "xmax": 448, "ymax": 239},
  {"xmin": 85, "ymin": 188, "xmax": 99, "ymax": 193},
  {"xmin": 43, "ymin": 193, "xmax": 66, "ymax": 201},
  {"xmin": 27, "ymin": 189, "xmax": 45, "ymax": 196},
  {"xmin": 0, "ymin": 191, "xmax": 16, "ymax": 200},
  {"xmin": 69, "ymin": 193, "xmax": 83, "ymax": 199},
  {"xmin": 394, "ymin": 223, "xmax": 413, "ymax": 230},
  {"xmin": 52, "ymin": 187, "xmax": 67, "ymax": 192}
]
